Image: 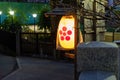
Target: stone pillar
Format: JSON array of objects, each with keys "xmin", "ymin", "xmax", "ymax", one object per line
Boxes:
[{"xmin": 76, "ymin": 41, "xmax": 119, "ymax": 79}]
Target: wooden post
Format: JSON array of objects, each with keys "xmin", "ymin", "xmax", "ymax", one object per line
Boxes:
[
  {"xmin": 36, "ymin": 33, "xmax": 39, "ymax": 55},
  {"xmin": 74, "ymin": 15, "xmax": 78, "ymax": 80},
  {"xmin": 112, "ymin": 30, "xmax": 115, "ymax": 42},
  {"xmin": 93, "ymin": 0, "xmax": 97, "ymax": 41},
  {"xmin": 82, "ymin": 3, "xmax": 85, "ymax": 42},
  {"xmin": 16, "ymin": 30, "xmax": 21, "ymax": 56}
]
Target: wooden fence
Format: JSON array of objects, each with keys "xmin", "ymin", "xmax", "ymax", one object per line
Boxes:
[{"xmin": 104, "ymin": 32, "xmax": 120, "ymax": 42}]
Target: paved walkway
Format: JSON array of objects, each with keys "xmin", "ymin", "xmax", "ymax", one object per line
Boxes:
[
  {"xmin": 2, "ymin": 57, "xmax": 74, "ymax": 80},
  {"xmin": 0, "ymin": 54, "xmax": 17, "ymax": 80},
  {"xmin": 1, "ymin": 48, "xmax": 120, "ymax": 80}
]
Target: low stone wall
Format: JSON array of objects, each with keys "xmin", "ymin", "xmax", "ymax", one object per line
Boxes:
[{"xmin": 77, "ymin": 41, "xmax": 119, "ymax": 78}]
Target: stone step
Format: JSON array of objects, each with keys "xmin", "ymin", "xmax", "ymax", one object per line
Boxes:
[{"xmin": 79, "ymin": 71, "xmax": 117, "ymax": 80}]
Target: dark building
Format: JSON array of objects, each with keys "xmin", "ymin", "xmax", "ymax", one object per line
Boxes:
[
  {"xmin": 0, "ymin": 0, "xmax": 26, "ymax": 2},
  {"xmin": 0, "ymin": 0, "xmax": 50, "ymax": 2},
  {"xmin": 27, "ymin": 0, "xmax": 49, "ymax": 3}
]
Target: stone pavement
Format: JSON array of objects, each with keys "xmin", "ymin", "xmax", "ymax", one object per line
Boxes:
[
  {"xmin": 2, "ymin": 57, "xmax": 74, "ymax": 80},
  {"xmin": 0, "ymin": 54, "xmax": 18, "ymax": 80},
  {"xmin": 0, "ymin": 47, "xmax": 120, "ymax": 80}
]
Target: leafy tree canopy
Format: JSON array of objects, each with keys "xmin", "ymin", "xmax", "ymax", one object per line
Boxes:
[
  {"xmin": 0, "ymin": 15, "xmax": 21, "ymax": 33},
  {"xmin": 37, "ymin": 5, "xmax": 51, "ymax": 33}
]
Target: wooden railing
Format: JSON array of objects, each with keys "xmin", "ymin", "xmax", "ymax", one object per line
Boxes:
[{"xmin": 20, "ymin": 32, "xmax": 56, "ymax": 58}]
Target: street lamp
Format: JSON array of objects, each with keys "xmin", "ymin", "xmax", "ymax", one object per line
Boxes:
[
  {"xmin": 0, "ymin": 11, "xmax": 2, "ymax": 24},
  {"xmin": 9, "ymin": 10, "xmax": 14, "ymax": 25},
  {"xmin": 9, "ymin": 10, "xmax": 14, "ymax": 16},
  {"xmin": 32, "ymin": 13, "xmax": 37, "ymax": 33},
  {"xmin": 9, "ymin": 10, "xmax": 14, "ymax": 32}
]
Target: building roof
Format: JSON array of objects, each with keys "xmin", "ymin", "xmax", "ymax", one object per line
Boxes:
[{"xmin": 45, "ymin": 7, "xmax": 75, "ymax": 16}]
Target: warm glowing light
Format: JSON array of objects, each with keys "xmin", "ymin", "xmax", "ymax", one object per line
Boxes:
[
  {"xmin": 56, "ymin": 15, "xmax": 75, "ymax": 50},
  {"xmin": 0, "ymin": 11, "xmax": 2, "ymax": 15},
  {"xmin": 9, "ymin": 10, "xmax": 14, "ymax": 15},
  {"xmin": 32, "ymin": 13, "xmax": 37, "ymax": 18}
]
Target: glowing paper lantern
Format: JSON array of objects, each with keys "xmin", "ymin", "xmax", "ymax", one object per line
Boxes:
[{"xmin": 56, "ymin": 15, "xmax": 76, "ymax": 50}]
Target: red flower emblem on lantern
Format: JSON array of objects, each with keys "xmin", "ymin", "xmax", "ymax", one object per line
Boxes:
[{"xmin": 59, "ymin": 26, "xmax": 72, "ymax": 41}]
